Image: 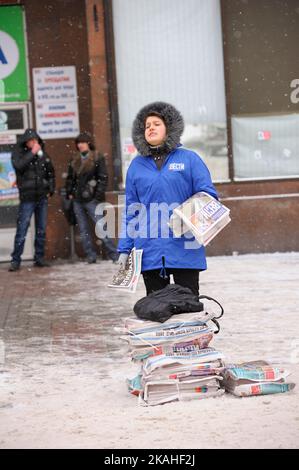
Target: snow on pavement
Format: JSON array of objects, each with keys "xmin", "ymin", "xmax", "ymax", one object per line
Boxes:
[{"xmin": 0, "ymin": 252, "xmax": 298, "ymax": 448}]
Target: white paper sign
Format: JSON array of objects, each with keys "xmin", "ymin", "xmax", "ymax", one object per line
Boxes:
[
  {"xmin": 0, "ymin": 134, "xmax": 17, "ymax": 144},
  {"xmin": 35, "ymin": 102, "xmax": 79, "ymax": 139},
  {"xmin": 33, "ymin": 66, "xmax": 80, "ymax": 139},
  {"xmin": 33, "ymin": 66, "xmax": 78, "ymax": 103}
]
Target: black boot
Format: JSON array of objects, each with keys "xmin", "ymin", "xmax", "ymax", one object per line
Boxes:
[
  {"xmin": 9, "ymin": 261, "xmax": 20, "ymax": 272},
  {"xmin": 34, "ymin": 259, "xmax": 51, "ymax": 267}
]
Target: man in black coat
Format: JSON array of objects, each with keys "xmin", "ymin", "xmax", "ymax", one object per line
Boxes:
[
  {"xmin": 65, "ymin": 132, "xmax": 118, "ymax": 263},
  {"xmin": 9, "ymin": 128, "xmax": 55, "ymax": 271}
]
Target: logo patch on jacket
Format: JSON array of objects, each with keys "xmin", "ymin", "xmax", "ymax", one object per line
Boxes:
[{"xmin": 169, "ymin": 163, "xmax": 185, "ymax": 171}]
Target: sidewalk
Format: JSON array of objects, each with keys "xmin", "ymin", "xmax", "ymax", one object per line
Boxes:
[{"xmin": 0, "ymin": 253, "xmax": 298, "ymax": 449}]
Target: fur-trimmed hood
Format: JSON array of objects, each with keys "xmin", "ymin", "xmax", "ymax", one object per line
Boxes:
[{"xmin": 132, "ymin": 102, "xmax": 184, "ymax": 156}]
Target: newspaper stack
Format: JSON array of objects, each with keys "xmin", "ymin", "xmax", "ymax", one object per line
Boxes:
[
  {"xmin": 121, "ymin": 312, "xmax": 225, "ymax": 406},
  {"xmin": 169, "ymin": 191, "xmax": 231, "ymax": 246},
  {"xmin": 221, "ymin": 360, "xmax": 296, "ymax": 397}
]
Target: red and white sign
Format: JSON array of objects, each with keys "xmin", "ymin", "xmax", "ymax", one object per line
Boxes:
[
  {"xmin": 0, "ymin": 134, "xmax": 17, "ymax": 144},
  {"xmin": 33, "ymin": 66, "xmax": 79, "ymax": 139}
]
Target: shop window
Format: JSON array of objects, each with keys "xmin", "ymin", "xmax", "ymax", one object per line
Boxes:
[
  {"xmin": 232, "ymin": 114, "xmax": 299, "ymax": 180},
  {"xmin": 112, "ymin": 0, "xmax": 229, "ymax": 185}
]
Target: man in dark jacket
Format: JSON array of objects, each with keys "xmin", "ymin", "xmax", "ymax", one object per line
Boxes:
[
  {"xmin": 65, "ymin": 132, "xmax": 118, "ymax": 263},
  {"xmin": 9, "ymin": 128, "xmax": 55, "ymax": 271}
]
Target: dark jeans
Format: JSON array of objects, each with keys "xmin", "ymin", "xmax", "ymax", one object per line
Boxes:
[
  {"xmin": 73, "ymin": 199, "xmax": 118, "ymax": 261},
  {"xmin": 11, "ymin": 197, "xmax": 48, "ymax": 264},
  {"xmin": 142, "ymin": 268, "xmax": 200, "ymax": 297}
]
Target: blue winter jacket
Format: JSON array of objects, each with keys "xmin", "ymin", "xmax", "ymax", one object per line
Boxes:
[{"xmin": 118, "ymin": 146, "xmax": 218, "ymax": 272}]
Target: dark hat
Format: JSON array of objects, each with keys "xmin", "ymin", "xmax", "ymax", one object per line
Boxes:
[
  {"xmin": 75, "ymin": 132, "xmax": 95, "ymax": 151},
  {"xmin": 20, "ymin": 128, "xmax": 44, "ymax": 148},
  {"xmin": 132, "ymin": 102, "xmax": 184, "ymax": 156}
]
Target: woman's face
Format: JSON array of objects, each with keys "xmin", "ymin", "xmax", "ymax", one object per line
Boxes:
[
  {"xmin": 77, "ymin": 142, "xmax": 89, "ymax": 153},
  {"xmin": 145, "ymin": 116, "xmax": 167, "ymax": 146}
]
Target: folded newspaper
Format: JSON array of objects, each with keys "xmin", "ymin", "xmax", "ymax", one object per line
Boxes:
[
  {"xmin": 141, "ymin": 347, "xmax": 225, "ymax": 376},
  {"xmin": 169, "ymin": 191, "xmax": 231, "ymax": 246},
  {"xmin": 141, "ymin": 376, "xmax": 225, "ymax": 406},
  {"xmin": 122, "ymin": 309, "xmax": 223, "ymax": 337},
  {"xmin": 127, "ymin": 357, "xmax": 225, "ymax": 404},
  {"xmin": 108, "ymin": 248, "xmax": 143, "ymax": 293},
  {"xmin": 222, "ymin": 360, "xmax": 296, "ymax": 397},
  {"xmin": 130, "ymin": 335, "xmax": 214, "ymax": 362}
]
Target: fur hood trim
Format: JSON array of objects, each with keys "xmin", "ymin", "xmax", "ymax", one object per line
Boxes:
[{"xmin": 132, "ymin": 102, "xmax": 184, "ymax": 156}]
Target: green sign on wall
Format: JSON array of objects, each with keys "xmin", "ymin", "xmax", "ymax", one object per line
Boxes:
[{"xmin": 0, "ymin": 5, "xmax": 29, "ymax": 102}]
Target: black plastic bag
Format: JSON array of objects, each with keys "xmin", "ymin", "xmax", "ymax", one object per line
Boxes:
[
  {"xmin": 60, "ymin": 188, "xmax": 76, "ymax": 226},
  {"xmin": 133, "ymin": 284, "xmax": 204, "ymax": 323}
]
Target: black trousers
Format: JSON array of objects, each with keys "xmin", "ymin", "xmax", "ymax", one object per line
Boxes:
[{"xmin": 142, "ymin": 268, "xmax": 200, "ymax": 297}]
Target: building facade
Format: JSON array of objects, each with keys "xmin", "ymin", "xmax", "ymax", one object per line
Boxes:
[{"xmin": 0, "ymin": 0, "xmax": 298, "ymax": 261}]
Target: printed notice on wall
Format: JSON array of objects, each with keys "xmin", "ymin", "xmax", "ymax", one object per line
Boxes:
[{"xmin": 33, "ymin": 66, "xmax": 80, "ymax": 139}]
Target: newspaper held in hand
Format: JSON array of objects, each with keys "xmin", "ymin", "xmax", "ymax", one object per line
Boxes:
[
  {"xmin": 169, "ymin": 191, "xmax": 231, "ymax": 246},
  {"xmin": 108, "ymin": 248, "xmax": 143, "ymax": 293}
]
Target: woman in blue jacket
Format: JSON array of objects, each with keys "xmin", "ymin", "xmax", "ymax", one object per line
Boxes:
[{"xmin": 117, "ymin": 102, "xmax": 218, "ymax": 296}]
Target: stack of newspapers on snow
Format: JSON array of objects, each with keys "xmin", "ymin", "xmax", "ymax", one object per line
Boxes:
[
  {"xmin": 169, "ymin": 191, "xmax": 231, "ymax": 246},
  {"xmin": 120, "ymin": 311, "xmax": 225, "ymax": 406}
]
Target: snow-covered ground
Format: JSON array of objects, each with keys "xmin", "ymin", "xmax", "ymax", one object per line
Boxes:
[{"xmin": 0, "ymin": 252, "xmax": 298, "ymax": 449}]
